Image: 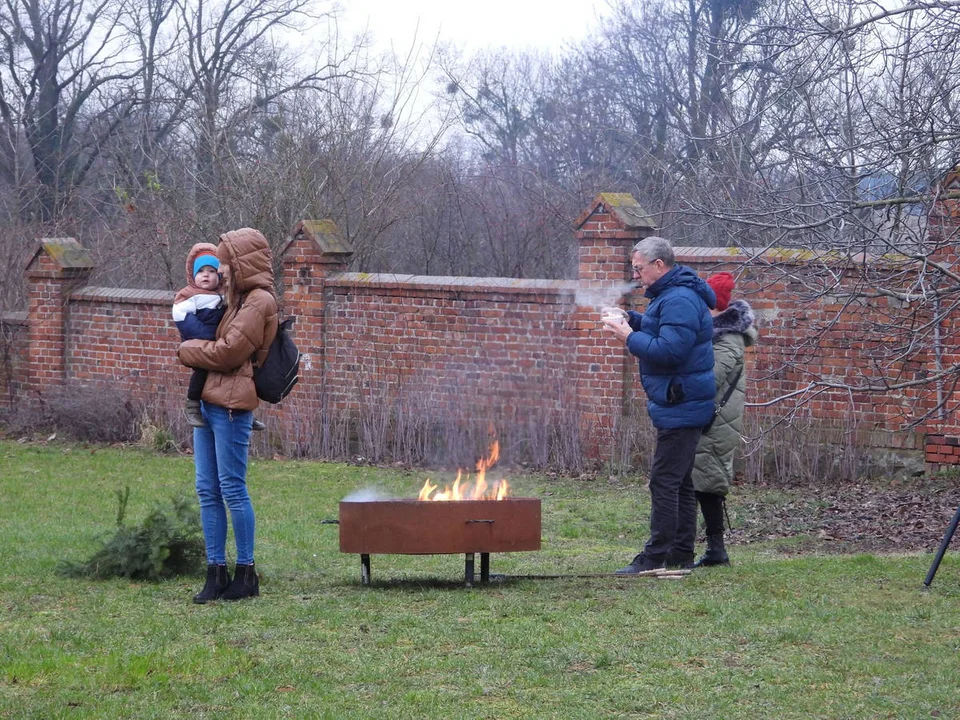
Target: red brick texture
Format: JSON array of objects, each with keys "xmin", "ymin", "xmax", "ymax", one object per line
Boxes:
[
  {"xmin": 2, "ymin": 194, "xmax": 959, "ymax": 471},
  {"xmin": 0, "ymin": 311, "xmax": 27, "ymax": 405}
]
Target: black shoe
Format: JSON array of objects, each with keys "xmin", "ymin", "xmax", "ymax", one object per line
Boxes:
[
  {"xmin": 665, "ymin": 550, "xmax": 695, "ymax": 569},
  {"xmin": 252, "ymin": 419, "xmax": 266, "ymax": 431},
  {"xmin": 193, "ymin": 564, "xmax": 230, "ymax": 604},
  {"xmin": 615, "ymin": 553, "xmax": 666, "ymax": 575},
  {"xmin": 221, "ymin": 563, "xmax": 260, "ymax": 601}
]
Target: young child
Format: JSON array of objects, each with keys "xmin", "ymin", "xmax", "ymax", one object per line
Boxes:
[{"xmin": 173, "ymin": 243, "xmax": 265, "ymax": 430}]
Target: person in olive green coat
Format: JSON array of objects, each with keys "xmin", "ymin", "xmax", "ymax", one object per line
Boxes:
[{"xmin": 692, "ymin": 273, "xmax": 758, "ymax": 567}]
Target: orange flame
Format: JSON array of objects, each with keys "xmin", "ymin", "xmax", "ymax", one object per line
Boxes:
[{"xmin": 418, "ymin": 441, "xmax": 509, "ymax": 501}]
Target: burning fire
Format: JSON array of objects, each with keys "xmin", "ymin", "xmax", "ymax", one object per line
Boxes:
[{"xmin": 418, "ymin": 441, "xmax": 509, "ymax": 501}]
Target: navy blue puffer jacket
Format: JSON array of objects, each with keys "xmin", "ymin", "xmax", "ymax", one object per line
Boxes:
[{"xmin": 625, "ymin": 265, "xmax": 716, "ymax": 429}]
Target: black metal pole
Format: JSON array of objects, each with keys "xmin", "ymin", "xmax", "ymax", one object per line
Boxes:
[
  {"xmin": 361, "ymin": 554, "xmax": 371, "ymax": 585},
  {"xmin": 465, "ymin": 553, "xmax": 475, "ymax": 588},
  {"xmin": 480, "ymin": 553, "xmax": 490, "ymax": 583},
  {"xmin": 924, "ymin": 504, "xmax": 960, "ymax": 587}
]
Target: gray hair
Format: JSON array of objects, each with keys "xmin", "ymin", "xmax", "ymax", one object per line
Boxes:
[{"xmin": 632, "ymin": 236, "xmax": 675, "ymax": 266}]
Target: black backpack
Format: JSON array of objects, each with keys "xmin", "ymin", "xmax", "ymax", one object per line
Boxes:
[{"xmin": 253, "ymin": 316, "xmax": 301, "ymax": 404}]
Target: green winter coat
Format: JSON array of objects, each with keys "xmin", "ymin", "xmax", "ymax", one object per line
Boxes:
[{"xmin": 691, "ymin": 299, "xmax": 758, "ymax": 496}]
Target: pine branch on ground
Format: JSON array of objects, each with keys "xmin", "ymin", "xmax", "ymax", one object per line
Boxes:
[{"xmin": 58, "ymin": 488, "xmax": 205, "ymax": 581}]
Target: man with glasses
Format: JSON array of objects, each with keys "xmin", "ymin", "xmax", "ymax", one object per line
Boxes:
[{"xmin": 602, "ymin": 236, "xmax": 717, "ymax": 573}]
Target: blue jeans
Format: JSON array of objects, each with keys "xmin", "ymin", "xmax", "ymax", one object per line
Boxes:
[{"xmin": 193, "ymin": 402, "xmax": 255, "ymax": 565}]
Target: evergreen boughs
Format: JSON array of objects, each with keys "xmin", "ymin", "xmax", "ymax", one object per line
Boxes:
[{"xmin": 59, "ymin": 487, "xmax": 205, "ymax": 581}]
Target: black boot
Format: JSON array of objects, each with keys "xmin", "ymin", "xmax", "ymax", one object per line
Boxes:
[
  {"xmin": 694, "ymin": 492, "xmax": 730, "ymax": 567},
  {"xmin": 221, "ymin": 563, "xmax": 259, "ymax": 601},
  {"xmin": 695, "ymin": 533, "xmax": 729, "ymax": 567},
  {"xmin": 193, "ymin": 564, "xmax": 230, "ymax": 604}
]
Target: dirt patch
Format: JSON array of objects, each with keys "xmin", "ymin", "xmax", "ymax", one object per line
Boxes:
[{"xmin": 726, "ymin": 478, "xmax": 960, "ymax": 554}]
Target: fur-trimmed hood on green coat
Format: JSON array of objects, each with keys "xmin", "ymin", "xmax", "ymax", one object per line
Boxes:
[{"xmin": 691, "ymin": 299, "xmax": 758, "ymax": 496}]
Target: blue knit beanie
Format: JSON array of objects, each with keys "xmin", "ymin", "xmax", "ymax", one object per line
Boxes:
[{"xmin": 193, "ymin": 254, "xmax": 220, "ymax": 277}]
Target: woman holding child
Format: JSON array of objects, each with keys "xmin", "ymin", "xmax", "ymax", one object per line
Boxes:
[{"xmin": 177, "ymin": 229, "xmax": 278, "ymax": 603}]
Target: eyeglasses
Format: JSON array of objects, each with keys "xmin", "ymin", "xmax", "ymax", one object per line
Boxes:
[{"xmin": 631, "ymin": 260, "xmax": 659, "ymax": 275}]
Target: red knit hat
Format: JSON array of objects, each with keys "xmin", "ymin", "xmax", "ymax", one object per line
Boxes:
[{"xmin": 707, "ymin": 272, "xmax": 735, "ymax": 311}]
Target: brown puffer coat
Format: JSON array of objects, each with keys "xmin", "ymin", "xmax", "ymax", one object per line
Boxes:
[{"xmin": 177, "ymin": 229, "xmax": 279, "ymax": 411}]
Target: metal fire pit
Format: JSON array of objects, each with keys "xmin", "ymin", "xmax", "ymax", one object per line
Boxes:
[{"xmin": 339, "ymin": 498, "xmax": 541, "ymax": 586}]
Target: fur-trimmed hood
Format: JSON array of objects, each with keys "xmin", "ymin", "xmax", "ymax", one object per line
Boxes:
[{"xmin": 712, "ymin": 299, "xmax": 758, "ymax": 347}]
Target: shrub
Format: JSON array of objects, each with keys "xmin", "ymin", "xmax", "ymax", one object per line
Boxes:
[
  {"xmin": 6, "ymin": 384, "xmax": 142, "ymax": 443},
  {"xmin": 59, "ymin": 487, "xmax": 205, "ymax": 581},
  {"xmin": 138, "ymin": 411, "xmax": 179, "ymax": 453}
]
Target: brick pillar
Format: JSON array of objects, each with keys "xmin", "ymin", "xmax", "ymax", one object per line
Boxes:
[
  {"xmin": 0, "ymin": 312, "xmax": 28, "ymax": 409},
  {"xmin": 24, "ymin": 238, "xmax": 94, "ymax": 392},
  {"xmin": 572, "ymin": 194, "xmax": 656, "ymax": 462},
  {"xmin": 922, "ymin": 208, "xmax": 960, "ymax": 470},
  {"xmin": 279, "ymin": 220, "xmax": 354, "ymax": 426}
]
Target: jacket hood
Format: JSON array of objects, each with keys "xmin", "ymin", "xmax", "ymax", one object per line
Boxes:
[
  {"xmin": 184, "ymin": 242, "xmax": 221, "ymax": 289},
  {"xmin": 216, "ymin": 229, "xmax": 275, "ymax": 295},
  {"xmin": 646, "ymin": 265, "xmax": 717, "ymax": 309},
  {"xmin": 713, "ymin": 299, "xmax": 758, "ymax": 347}
]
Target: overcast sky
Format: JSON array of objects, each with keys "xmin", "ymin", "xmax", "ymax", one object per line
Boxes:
[{"xmin": 335, "ymin": 0, "xmax": 610, "ymax": 55}]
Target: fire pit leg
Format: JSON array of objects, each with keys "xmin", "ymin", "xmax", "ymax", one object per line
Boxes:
[
  {"xmin": 480, "ymin": 553, "xmax": 490, "ymax": 583},
  {"xmin": 465, "ymin": 553, "xmax": 475, "ymax": 588},
  {"xmin": 361, "ymin": 554, "xmax": 371, "ymax": 585}
]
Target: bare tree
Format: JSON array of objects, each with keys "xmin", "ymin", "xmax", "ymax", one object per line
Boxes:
[
  {"xmin": 169, "ymin": 0, "xmax": 344, "ymax": 227},
  {"xmin": 434, "ymin": 50, "xmax": 582, "ymax": 277},
  {"xmin": 430, "ymin": 0, "xmax": 960, "ymax": 429},
  {"xmin": 0, "ymin": 0, "xmax": 145, "ymax": 221},
  {"xmin": 615, "ymin": 0, "xmax": 960, "ymax": 427}
]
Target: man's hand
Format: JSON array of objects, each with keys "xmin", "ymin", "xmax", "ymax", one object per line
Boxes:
[
  {"xmin": 601, "ymin": 306, "xmax": 628, "ymax": 322},
  {"xmin": 601, "ymin": 309, "xmax": 632, "ymax": 341}
]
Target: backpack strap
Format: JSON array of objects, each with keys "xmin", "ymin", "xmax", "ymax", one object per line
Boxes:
[
  {"xmin": 703, "ymin": 368, "xmax": 742, "ymax": 433},
  {"xmin": 237, "ymin": 288, "xmax": 277, "ymax": 369},
  {"xmin": 716, "ymin": 368, "xmax": 742, "ymax": 413}
]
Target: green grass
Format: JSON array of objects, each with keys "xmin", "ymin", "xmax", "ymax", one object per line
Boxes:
[{"xmin": 1, "ymin": 440, "xmax": 958, "ymax": 719}]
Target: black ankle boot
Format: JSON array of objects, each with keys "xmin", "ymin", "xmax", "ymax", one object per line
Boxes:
[
  {"xmin": 193, "ymin": 564, "xmax": 230, "ymax": 604},
  {"xmin": 221, "ymin": 563, "xmax": 259, "ymax": 601},
  {"xmin": 694, "ymin": 533, "xmax": 730, "ymax": 567}
]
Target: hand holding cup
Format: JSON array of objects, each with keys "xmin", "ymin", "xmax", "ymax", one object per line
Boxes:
[
  {"xmin": 600, "ymin": 306, "xmax": 628, "ymax": 324},
  {"xmin": 600, "ymin": 306, "xmax": 632, "ymax": 340}
]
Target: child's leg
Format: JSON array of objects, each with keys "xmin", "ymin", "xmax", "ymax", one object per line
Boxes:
[
  {"xmin": 184, "ymin": 369, "xmax": 208, "ymax": 427},
  {"xmin": 188, "ymin": 369, "xmax": 208, "ymax": 401}
]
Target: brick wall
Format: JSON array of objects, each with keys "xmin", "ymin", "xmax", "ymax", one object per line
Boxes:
[
  {"xmin": 65, "ymin": 287, "xmax": 187, "ymax": 396},
  {"xmin": 0, "ymin": 311, "xmax": 27, "ymax": 406},
  {"xmin": 681, "ymin": 251, "xmax": 938, "ymax": 455},
  {"xmin": 3, "ymin": 194, "xmax": 959, "ymax": 472}
]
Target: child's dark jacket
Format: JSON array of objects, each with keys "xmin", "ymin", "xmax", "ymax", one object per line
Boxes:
[{"xmin": 172, "ymin": 242, "xmax": 224, "ymax": 341}]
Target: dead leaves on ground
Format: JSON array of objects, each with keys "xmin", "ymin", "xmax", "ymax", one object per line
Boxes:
[{"xmin": 728, "ymin": 480, "xmax": 960, "ymax": 554}]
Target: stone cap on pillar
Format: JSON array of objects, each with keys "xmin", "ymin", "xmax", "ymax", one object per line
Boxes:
[
  {"xmin": 575, "ymin": 193, "xmax": 657, "ymax": 234},
  {"xmin": 281, "ymin": 219, "xmax": 355, "ymax": 267},
  {"xmin": 25, "ymin": 238, "xmax": 95, "ymax": 280},
  {"xmin": 576, "ymin": 194, "xmax": 656, "ymax": 286}
]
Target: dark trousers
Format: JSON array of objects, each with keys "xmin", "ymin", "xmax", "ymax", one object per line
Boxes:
[
  {"xmin": 187, "ymin": 368, "xmax": 209, "ymax": 401},
  {"xmin": 642, "ymin": 426, "xmax": 701, "ymax": 561},
  {"xmin": 696, "ymin": 491, "xmax": 725, "ymax": 535}
]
